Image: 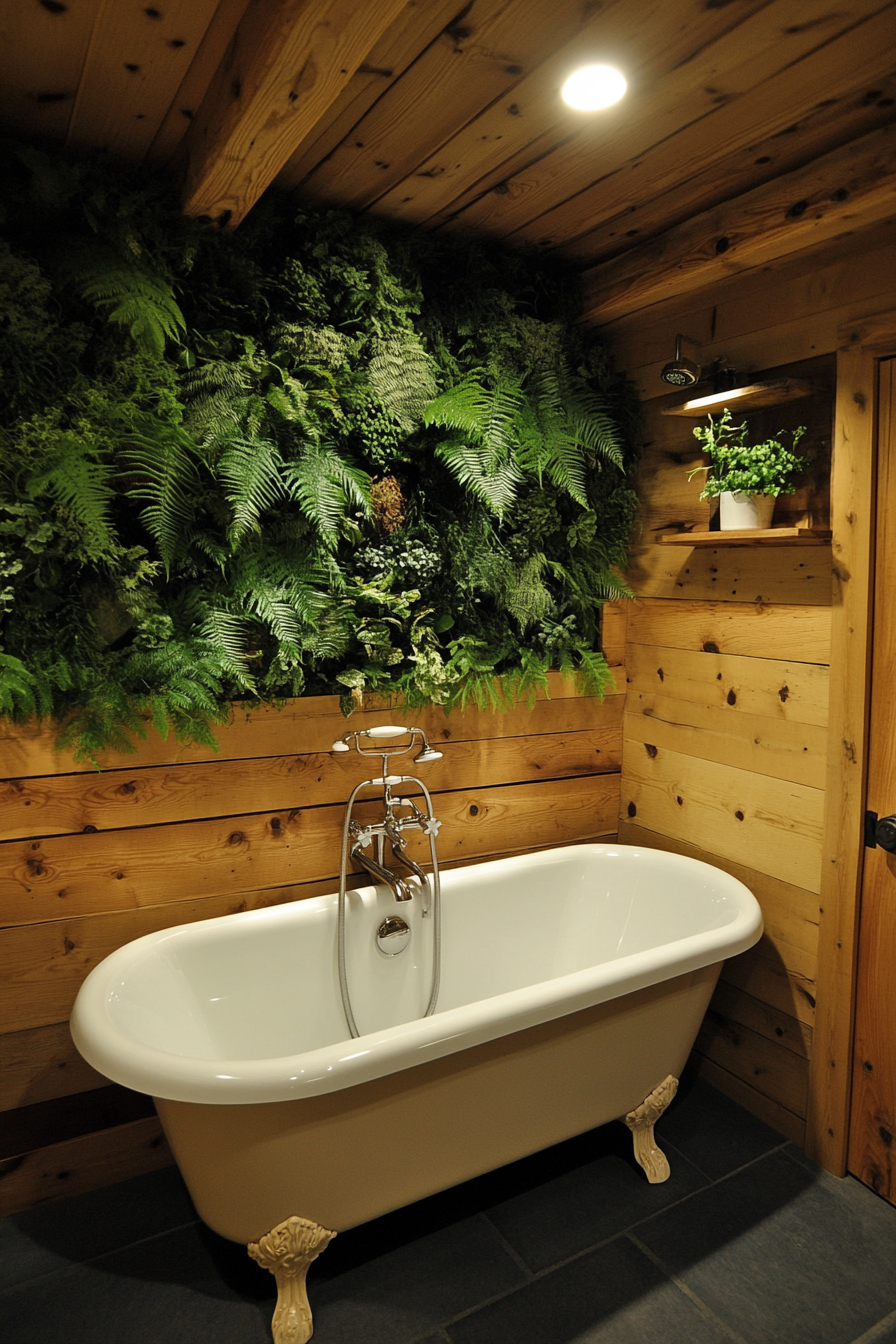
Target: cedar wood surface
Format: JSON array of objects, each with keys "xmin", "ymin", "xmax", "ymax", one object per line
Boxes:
[{"xmin": 612, "ymin": 229, "xmax": 894, "ymax": 1158}]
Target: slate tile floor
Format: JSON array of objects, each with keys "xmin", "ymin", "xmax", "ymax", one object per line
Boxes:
[{"xmin": 3, "ymin": 1075, "xmax": 896, "ymax": 1344}]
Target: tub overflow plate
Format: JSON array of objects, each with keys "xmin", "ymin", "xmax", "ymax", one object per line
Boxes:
[{"xmin": 376, "ymin": 915, "xmax": 411, "ymax": 956}]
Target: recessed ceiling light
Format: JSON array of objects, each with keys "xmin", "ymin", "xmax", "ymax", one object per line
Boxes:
[{"xmin": 561, "ymin": 64, "xmax": 627, "ymax": 111}]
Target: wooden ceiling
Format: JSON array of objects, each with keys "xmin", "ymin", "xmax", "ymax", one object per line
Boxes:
[{"xmin": 2, "ymin": 0, "xmax": 895, "ymax": 323}]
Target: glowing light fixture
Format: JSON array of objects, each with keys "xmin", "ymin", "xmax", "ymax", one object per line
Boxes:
[{"xmin": 561, "ymin": 64, "xmax": 627, "ymax": 111}]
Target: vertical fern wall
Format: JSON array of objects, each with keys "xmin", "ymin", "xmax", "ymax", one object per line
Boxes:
[{"xmin": 0, "ymin": 142, "xmax": 639, "ymax": 760}]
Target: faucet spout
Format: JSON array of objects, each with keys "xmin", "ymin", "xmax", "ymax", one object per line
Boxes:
[
  {"xmin": 385, "ymin": 819, "xmax": 430, "ymax": 908},
  {"xmin": 350, "ymin": 844, "xmax": 414, "ymax": 902}
]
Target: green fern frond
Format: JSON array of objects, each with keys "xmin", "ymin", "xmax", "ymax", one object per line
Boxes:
[
  {"xmin": 572, "ymin": 645, "xmax": 615, "ymax": 699},
  {"xmin": 434, "ymin": 436, "xmax": 523, "ymax": 518},
  {"xmin": 423, "ymin": 372, "xmax": 522, "ymax": 454},
  {"xmin": 284, "ymin": 445, "xmax": 371, "ymax": 546},
  {"xmin": 199, "ymin": 610, "xmax": 257, "ymax": 682},
  {"xmin": 0, "ymin": 653, "xmax": 39, "ymax": 717},
  {"xmin": 24, "ymin": 431, "xmax": 114, "ymax": 557},
  {"xmin": 503, "ymin": 553, "xmax": 554, "ymax": 631},
  {"xmin": 124, "ymin": 421, "xmax": 203, "ymax": 575},
  {"xmin": 59, "ymin": 244, "xmax": 185, "ymax": 358},
  {"xmin": 216, "ymin": 436, "xmax": 287, "ymax": 548},
  {"xmin": 368, "ymin": 334, "xmax": 438, "ymax": 432}
]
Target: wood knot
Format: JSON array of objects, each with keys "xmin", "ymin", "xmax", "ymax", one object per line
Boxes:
[
  {"xmin": 702, "ymin": 641, "xmax": 720, "ymax": 653},
  {"xmin": 645, "ymin": 744, "xmax": 658, "ymax": 758},
  {"xmin": 229, "ymin": 831, "xmax": 244, "ymax": 845},
  {"xmin": 726, "ymin": 689, "xmax": 737, "ymax": 705},
  {"xmin": 627, "ymin": 801, "xmax": 637, "ymax": 817}
]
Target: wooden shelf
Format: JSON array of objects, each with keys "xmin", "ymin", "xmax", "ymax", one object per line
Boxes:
[
  {"xmin": 661, "ymin": 377, "xmax": 814, "ymax": 417},
  {"xmin": 657, "ymin": 527, "xmax": 832, "ymax": 547}
]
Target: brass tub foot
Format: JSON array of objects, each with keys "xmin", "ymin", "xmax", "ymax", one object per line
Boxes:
[
  {"xmin": 248, "ymin": 1214, "xmax": 336, "ymax": 1343},
  {"xmin": 623, "ymin": 1074, "xmax": 679, "ymax": 1183}
]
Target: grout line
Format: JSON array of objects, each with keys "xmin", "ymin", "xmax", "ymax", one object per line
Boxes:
[
  {"xmin": 479, "ymin": 1211, "xmax": 536, "ymax": 1282},
  {"xmin": 628, "ymin": 1231, "xmax": 752, "ymax": 1344},
  {"xmin": 412, "ymin": 1142, "xmax": 800, "ymax": 1334},
  {"xmin": 849, "ymin": 1308, "xmax": 896, "ymax": 1343},
  {"xmin": 0, "ymin": 1218, "xmax": 201, "ymax": 1297}
]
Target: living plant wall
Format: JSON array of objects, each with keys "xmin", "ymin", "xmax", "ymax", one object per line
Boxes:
[{"xmin": 0, "ymin": 142, "xmax": 639, "ymax": 761}]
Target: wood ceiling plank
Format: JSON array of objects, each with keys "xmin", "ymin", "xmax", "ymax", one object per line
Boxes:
[
  {"xmin": 179, "ymin": 0, "xmax": 411, "ymax": 225},
  {"xmin": 0, "ymin": 0, "xmax": 102, "ymax": 144},
  {"xmin": 145, "ymin": 0, "xmax": 251, "ymax": 166},
  {"xmin": 295, "ymin": 0, "xmax": 608, "ymax": 214},
  {"xmin": 554, "ymin": 80, "xmax": 896, "ymax": 268},
  {"xmin": 275, "ymin": 0, "xmax": 464, "ymax": 194},
  {"xmin": 600, "ymin": 225, "xmax": 896, "ymax": 392},
  {"xmin": 66, "ymin": 0, "xmax": 220, "ymax": 159},
  {"xmin": 580, "ymin": 123, "xmax": 896, "ymax": 323},
  {"xmin": 369, "ymin": 0, "xmax": 773, "ymax": 226},
  {"xmin": 439, "ymin": 0, "xmax": 895, "ymax": 241}
]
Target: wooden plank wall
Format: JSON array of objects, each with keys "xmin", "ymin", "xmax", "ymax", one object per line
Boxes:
[
  {"xmin": 0, "ymin": 610, "xmax": 625, "ymax": 1216},
  {"xmin": 606, "ymin": 218, "xmax": 896, "ymax": 1148}
]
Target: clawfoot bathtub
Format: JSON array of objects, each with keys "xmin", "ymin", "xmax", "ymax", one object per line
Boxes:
[{"xmin": 72, "ymin": 842, "xmax": 762, "ymax": 1341}]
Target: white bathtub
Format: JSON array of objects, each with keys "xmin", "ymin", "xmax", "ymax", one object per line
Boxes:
[{"xmin": 72, "ymin": 843, "xmax": 762, "ymax": 1242}]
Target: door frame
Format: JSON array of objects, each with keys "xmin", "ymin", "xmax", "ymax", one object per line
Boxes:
[{"xmin": 806, "ymin": 316, "xmax": 896, "ymax": 1174}]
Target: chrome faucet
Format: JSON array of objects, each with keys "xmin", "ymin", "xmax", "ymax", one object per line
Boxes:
[
  {"xmin": 331, "ymin": 725, "xmax": 444, "ymax": 1037},
  {"xmin": 332, "ymin": 727, "xmax": 443, "ymax": 912}
]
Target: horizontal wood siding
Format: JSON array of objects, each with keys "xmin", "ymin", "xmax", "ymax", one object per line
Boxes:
[
  {"xmin": 605, "ymin": 240, "xmax": 870, "ymax": 1145},
  {"xmin": 0, "ymin": 615, "xmax": 625, "ymax": 1215}
]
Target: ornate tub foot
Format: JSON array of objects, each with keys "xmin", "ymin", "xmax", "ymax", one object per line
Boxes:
[
  {"xmin": 248, "ymin": 1214, "xmax": 336, "ymax": 1343},
  {"xmin": 624, "ymin": 1074, "xmax": 679, "ymax": 1183}
]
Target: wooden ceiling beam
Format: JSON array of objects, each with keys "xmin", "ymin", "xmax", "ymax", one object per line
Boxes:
[
  {"xmin": 580, "ymin": 123, "xmax": 896, "ymax": 325},
  {"xmin": 178, "ymin": 0, "xmax": 411, "ymax": 227}
]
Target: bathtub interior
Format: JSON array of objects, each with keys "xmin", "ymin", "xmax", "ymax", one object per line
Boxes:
[{"xmin": 101, "ymin": 846, "xmax": 752, "ymax": 1063}]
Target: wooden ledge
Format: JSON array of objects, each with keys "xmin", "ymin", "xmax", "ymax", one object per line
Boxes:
[
  {"xmin": 660, "ymin": 378, "xmax": 814, "ymax": 417},
  {"xmin": 656, "ymin": 527, "xmax": 832, "ymax": 547}
]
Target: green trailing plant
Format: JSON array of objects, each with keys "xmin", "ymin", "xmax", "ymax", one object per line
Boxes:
[
  {"xmin": 689, "ymin": 408, "xmax": 806, "ymax": 497},
  {"xmin": 0, "ymin": 140, "xmax": 641, "ymax": 760}
]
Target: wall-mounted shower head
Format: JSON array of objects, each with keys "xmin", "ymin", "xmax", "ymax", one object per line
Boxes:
[{"xmin": 660, "ymin": 334, "xmax": 701, "ymax": 387}]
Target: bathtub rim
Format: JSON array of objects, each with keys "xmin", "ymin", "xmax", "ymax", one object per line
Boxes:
[{"xmin": 70, "ymin": 842, "xmax": 763, "ymax": 1106}]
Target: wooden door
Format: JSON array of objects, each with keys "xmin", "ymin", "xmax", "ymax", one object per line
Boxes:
[{"xmin": 849, "ymin": 357, "xmax": 896, "ymax": 1203}]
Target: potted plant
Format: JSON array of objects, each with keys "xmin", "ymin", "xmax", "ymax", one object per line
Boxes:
[{"xmin": 689, "ymin": 408, "xmax": 807, "ymax": 530}]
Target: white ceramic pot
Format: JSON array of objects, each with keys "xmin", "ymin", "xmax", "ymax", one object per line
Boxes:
[{"xmin": 719, "ymin": 491, "xmax": 777, "ymax": 530}]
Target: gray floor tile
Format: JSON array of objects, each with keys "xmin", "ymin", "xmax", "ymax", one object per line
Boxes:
[
  {"xmin": 306, "ymin": 1211, "xmax": 527, "ymax": 1344},
  {"xmin": 852, "ymin": 1310, "xmax": 896, "ymax": 1343},
  {"xmin": 660, "ymin": 1074, "xmax": 785, "ymax": 1181},
  {"xmin": 485, "ymin": 1119, "xmax": 708, "ymax": 1272},
  {"xmin": 0, "ymin": 1167, "xmax": 196, "ymax": 1291},
  {"xmin": 0, "ymin": 1222, "xmax": 269, "ymax": 1344},
  {"xmin": 635, "ymin": 1148, "xmax": 896, "ymax": 1344},
  {"xmin": 445, "ymin": 1235, "xmax": 736, "ymax": 1344}
]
